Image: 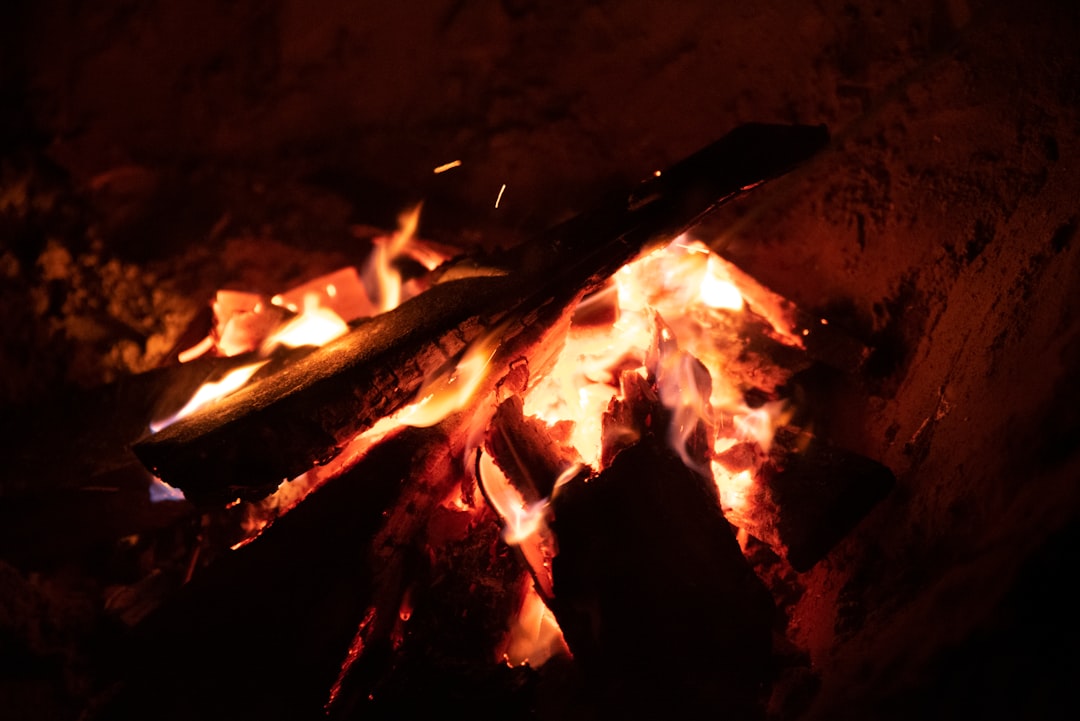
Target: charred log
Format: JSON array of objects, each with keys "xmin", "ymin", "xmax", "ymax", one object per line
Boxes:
[
  {"xmin": 550, "ymin": 438, "xmax": 775, "ymax": 719},
  {"xmin": 715, "ymin": 426, "xmax": 895, "ymax": 571},
  {"xmin": 100, "ymin": 425, "xmax": 454, "ymax": 721},
  {"xmin": 764, "ymin": 426, "xmax": 895, "ymax": 572},
  {"xmin": 485, "ymin": 394, "xmax": 582, "ymax": 503},
  {"xmin": 133, "ymin": 123, "xmax": 828, "ymax": 501}
]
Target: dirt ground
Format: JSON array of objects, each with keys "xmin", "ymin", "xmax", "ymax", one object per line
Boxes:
[{"xmin": 2, "ymin": 0, "xmax": 1079, "ymax": 718}]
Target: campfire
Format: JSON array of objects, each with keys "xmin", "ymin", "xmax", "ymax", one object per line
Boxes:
[
  {"xmin": 4, "ymin": 3, "xmax": 1079, "ymax": 719},
  {"xmin": 74, "ymin": 123, "xmax": 893, "ymax": 719}
]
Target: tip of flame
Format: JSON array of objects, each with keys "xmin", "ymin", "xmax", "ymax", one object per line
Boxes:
[{"xmin": 148, "ymin": 477, "xmax": 186, "ymax": 503}]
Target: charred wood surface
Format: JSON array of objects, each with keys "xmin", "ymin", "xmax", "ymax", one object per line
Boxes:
[
  {"xmin": 763, "ymin": 426, "xmax": 895, "ymax": 572},
  {"xmin": 485, "ymin": 394, "xmax": 581, "ymax": 502},
  {"xmin": 133, "ymin": 124, "xmax": 828, "ymax": 500},
  {"xmin": 551, "ymin": 438, "xmax": 775, "ymax": 719},
  {"xmin": 714, "ymin": 426, "xmax": 896, "ymax": 572},
  {"xmin": 100, "ymin": 425, "xmax": 451, "ymax": 721}
]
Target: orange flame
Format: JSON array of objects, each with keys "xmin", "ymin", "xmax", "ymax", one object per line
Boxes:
[
  {"xmin": 397, "ymin": 331, "xmax": 498, "ymax": 429},
  {"xmin": 498, "ymin": 580, "xmax": 569, "ymax": 668},
  {"xmin": 506, "ymin": 237, "xmax": 796, "ymax": 546},
  {"xmin": 263, "ymin": 292, "xmax": 349, "ymax": 351},
  {"xmin": 150, "ymin": 361, "xmax": 268, "ymax": 432},
  {"xmin": 364, "ymin": 203, "xmax": 422, "ymax": 313}
]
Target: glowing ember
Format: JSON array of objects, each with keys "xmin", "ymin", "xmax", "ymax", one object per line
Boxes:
[
  {"xmin": 433, "ymin": 159, "xmax": 462, "ymax": 174},
  {"xmin": 271, "ymin": 266, "xmax": 375, "ymax": 323}
]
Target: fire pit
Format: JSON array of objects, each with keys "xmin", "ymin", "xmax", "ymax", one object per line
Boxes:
[{"xmin": 2, "ymin": 1, "xmax": 1079, "ymax": 720}]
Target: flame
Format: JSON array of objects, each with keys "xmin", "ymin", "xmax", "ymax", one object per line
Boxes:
[
  {"xmin": 263, "ymin": 292, "xmax": 349, "ymax": 351},
  {"xmin": 271, "ymin": 266, "xmax": 375, "ymax": 323},
  {"xmin": 365, "ymin": 203, "xmax": 422, "ymax": 313},
  {"xmin": 505, "ymin": 236, "xmax": 798, "ymax": 557},
  {"xmin": 477, "ymin": 452, "xmax": 547, "ymax": 545},
  {"xmin": 148, "ymin": 476, "xmax": 186, "ymax": 503},
  {"xmin": 150, "ymin": 361, "xmax": 268, "ymax": 432},
  {"xmin": 397, "ymin": 332, "xmax": 498, "ymax": 429},
  {"xmin": 700, "ymin": 253, "xmax": 744, "ymax": 311},
  {"xmin": 498, "ymin": 581, "xmax": 569, "ymax": 668}
]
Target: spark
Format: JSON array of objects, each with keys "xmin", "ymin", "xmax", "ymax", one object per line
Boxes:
[
  {"xmin": 495, "ymin": 183, "xmax": 507, "ymax": 208},
  {"xmin": 433, "ymin": 160, "xmax": 462, "ymax": 174}
]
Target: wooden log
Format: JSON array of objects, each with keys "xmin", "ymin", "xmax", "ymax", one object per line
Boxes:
[
  {"xmin": 536, "ymin": 350, "xmax": 774, "ymax": 718},
  {"xmin": 762, "ymin": 426, "xmax": 895, "ymax": 572},
  {"xmin": 715, "ymin": 426, "xmax": 895, "ymax": 571},
  {"xmin": 133, "ymin": 124, "xmax": 829, "ymax": 502},
  {"xmin": 484, "ymin": 394, "xmax": 581, "ymax": 503},
  {"xmin": 101, "ymin": 424, "xmax": 456, "ymax": 721},
  {"xmin": 550, "ymin": 437, "xmax": 776, "ymax": 719}
]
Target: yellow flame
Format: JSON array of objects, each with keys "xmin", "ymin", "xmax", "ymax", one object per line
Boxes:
[
  {"xmin": 700, "ymin": 254, "xmax": 744, "ymax": 310},
  {"xmin": 365, "ymin": 204, "xmax": 422, "ymax": 313},
  {"xmin": 263, "ymin": 292, "xmax": 349, "ymax": 351},
  {"xmin": 150, "ymin": 361, "xmax": 268, "ymax": 432},
  {"xmin": 397, "ymin": 332, "xmax": 498, "ymax": 428},
  {"xmin": 499, "ymin": 581, "xmax": 569, "ymax": 668},
  {"xmin": 477, "ymin": 452, "xmax": 548, "ymax": 545}
]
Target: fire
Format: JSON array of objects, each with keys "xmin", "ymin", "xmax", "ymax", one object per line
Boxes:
[
  {"xmin": 262, "ymin": 292, "xmax": 349, "ymax": 351},
  {"xmin": 498, "ymin": 580, "xmax": 569, "ymax": 668},
  {"xmin": 155, "ymin": 214, "xmax": 802, "ymax": 675},
  {"xmin": 476, "ymin": 452, "xmax": 548, "ymax": 546},
  {"xmin": 700, "ymin": 253, "xmax": 745, "ymax": 311},
  {"xmin": 363, "ymin": 203, "xmax": 422, "ymax": 313},
  {"xmin": 150, "ymin": 360, "xmax": 267, "ymax": 432},
  {"xmin": 157, "ymin": 206, "xmax": 448, "ymax": 436},
  {"xmin": 495, "ymin": 236, "xmax": 798, "ymax": 568},
  {"xmin": 397, "ymin": 330, "xmax": 499, "ymax": 429}
]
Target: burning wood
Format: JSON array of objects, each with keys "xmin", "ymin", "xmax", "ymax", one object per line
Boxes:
[
  {"xmin": 133, "ymin": 123, "xmax": 829, "ymax": 502},
  {"xmin": 106, "ymin": 122, "xmax": 907, "ymax": 720}
]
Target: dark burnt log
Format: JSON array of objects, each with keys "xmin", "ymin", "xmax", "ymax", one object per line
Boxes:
[
  {"xmin": 550, "ymin": 437, "xmax": 775, "ymax": 720},
  {"xmin": 0, "ymin": 351, "xmax": 264, "ymax": 567},
  {"xmin": 715, "ymin": 426, "xmax": 895, "ymax": 572},
  {"xmin": 133, "ymin": 123, "xmax": 828, "ymax": 502},
  {"xmin": 762, "ymin": 426, "xmax": 895, "ymax": 572},
  {"xmin": 100, "ymin": 424, "xmax": 456, "ymax": 721},
  {"xmin": 326, "ymin": 504, "xmax": 538, "ymax": 721},
  {"xmin": 485, "ymin": 394, "xmax": 582, "ymax": 503}
]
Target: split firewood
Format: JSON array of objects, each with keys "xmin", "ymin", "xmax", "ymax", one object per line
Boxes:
[
  {"xmin": 102, "ymin": 424, "xmax": 459, "ymax": 721},
  {"xmin": 549, "ymin": 436, "xmax": 775, "ymax": 719},
  {"xmin": 539, "ymin": 339, "xmax": 774, "ymax": 718},
  {"xmin": 716, "ymin": 425, "xmax": 895, "ymax": 571},
  {"xmin": 484, "ymin": 394, "xmax": 582, "ymax": 503},
  {"xmin": 133, "ymin": 123, "xmax": 829, "ymax": 502}
]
